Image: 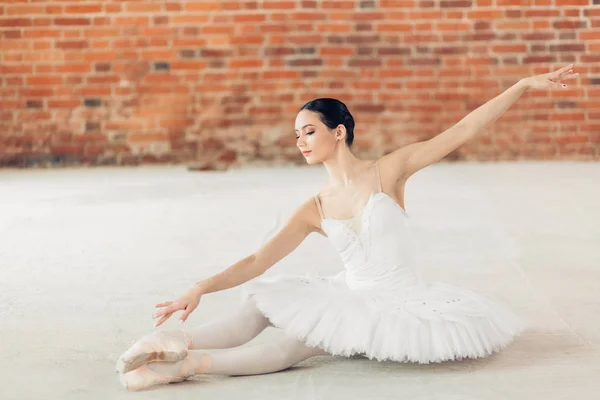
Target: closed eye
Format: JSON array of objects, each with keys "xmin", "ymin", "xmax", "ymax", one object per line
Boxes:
[{"xmin": 296, "ymin": 131, "xmax": 314, "ymax": 139}]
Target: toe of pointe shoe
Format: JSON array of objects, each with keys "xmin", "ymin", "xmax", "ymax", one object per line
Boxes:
[
  {"xmin": 116, "ymin": 332, "xmax": 190, "ymax": 374},
  {"xmin": 119, "ymin": 365, "xmax": 187, "ymax": 391},
  {"xmin": 118, "ymin": 372, "xmax": 132, "ymax": 391},
  {"xmin": 116, "ymin": 356, "xmax": 139, "ymax": 375},
  {"xmin": 116, "ymin": 358, "xmax": 125, "ymax": 374},
  {"xmin": 116, "ymin": 350, "xmax": 189, "ymax": 375}
]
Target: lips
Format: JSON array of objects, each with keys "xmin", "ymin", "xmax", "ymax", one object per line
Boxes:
[{"xmin": 302, "ymin": 151, "xmax": 312, "ymax": 155}]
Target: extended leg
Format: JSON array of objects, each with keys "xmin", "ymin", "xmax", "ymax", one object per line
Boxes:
[
  {"xmin": 185, "ymin": 295, "xmax": 273, "ymax": 350},
  {"xmin": 201, "ymin": 331, "xmax": 330, "ymax": 376},
  {"xmin": 116, "ymin": 297, "xmax": 272, "ymax": 374},
  {"xmin": 120, "ymin": 331, "xmax": 331, "ymax": 391}
]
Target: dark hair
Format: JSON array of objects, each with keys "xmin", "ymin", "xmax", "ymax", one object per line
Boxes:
[{"xmin": 298, "ymin": 98, "xmax": 355, "ymax": 147}]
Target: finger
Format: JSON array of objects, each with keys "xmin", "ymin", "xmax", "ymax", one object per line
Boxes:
[
  {"xmin": 557, "ymin": 63, "xmax": 573, "ymax": 74},
  {"xmin": 154, "ymin": 312, "xmax": 172, "ymax": 327},
  {"xmin": 551, "ymin": 65, "xmax": 573, "ymax": 80},
  {"xmin": 155, "ymin": 301, "xmax": 172, "ymax": 308},
  {"xmin": 179, "ymin": 307, "xmax": 193, "ymax": 323},
  {"xmin": 559, "ymin": 69, "xmax": 577, "ymax": 79},
  {"xmin": 153, "ymin": 307, "xmax": 172, "ymax": 319}
]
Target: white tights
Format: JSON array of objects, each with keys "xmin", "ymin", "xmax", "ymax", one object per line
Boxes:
[
  {"xmin": 149, "ymin": 298, "xmax": 330, "ymax": 377},
  {"xmin": 185, "ymin": 297, "xmax": 274, "ymax": 350}
]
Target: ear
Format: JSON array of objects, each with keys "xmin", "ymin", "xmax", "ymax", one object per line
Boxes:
[{"xmin": 335, "ymin": 124, "xmax": 346, "ymax": 141}]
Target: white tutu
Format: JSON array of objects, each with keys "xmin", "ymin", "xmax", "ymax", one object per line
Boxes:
[{"xmin": 240, "ymin": 270, "xmax": 525, "ymax": 364}]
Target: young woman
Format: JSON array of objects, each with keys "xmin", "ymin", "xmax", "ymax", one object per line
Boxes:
[{"xmin": 117, "ymin": 64, "xmax": 578, "ymax": 391}]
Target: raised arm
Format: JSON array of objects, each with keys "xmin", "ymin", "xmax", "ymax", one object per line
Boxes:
[
  {"xmin": 381, "ymin": 64, "xmax": 578, "ymax": 183},
  {"xmin": 192, "ymin": 197, "xmax": 321, "ymax": 296}
]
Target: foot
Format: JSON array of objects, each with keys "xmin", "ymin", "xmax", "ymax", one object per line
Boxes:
[
  {"xmin": 118, "ymin": 363, "xmax": 191, "ymax": 391},
  {"xmin": 118, "ymin": 354, "xmax": 208, "ymax": 391},
  {"xmin": 116, "ymin": 330, "xmax": 192, "ymax": 374}
]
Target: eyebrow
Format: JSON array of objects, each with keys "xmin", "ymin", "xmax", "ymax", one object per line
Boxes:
[{"xmin": 294, "ymin": 124, "xmax": 315, "ymax": 132}]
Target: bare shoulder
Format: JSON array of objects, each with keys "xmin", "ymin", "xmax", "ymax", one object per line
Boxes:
[
  {"xmin": 294, "ymin": 196, "xmax": 327, "ymax": 238},
  {"xmin": 376, "ymin": 147, "xmax": 413, "ymax": 186},
  {"xmin": 375, "ymin": 154, "xmax": 410, "ymax": 211},
  {"xmin": 251, "ymin": 196, "xmax": 326, "ymax": 274}
]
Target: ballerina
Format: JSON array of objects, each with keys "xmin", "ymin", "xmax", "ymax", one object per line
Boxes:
[{"xmin": 116, "ymin": 64, "xmax": 578, "ymax": 391}]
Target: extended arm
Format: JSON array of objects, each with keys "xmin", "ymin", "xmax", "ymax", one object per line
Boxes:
[
  {"xmin": 383, "ymin": 64, "xmax": 578, "ymax": 182},
  {"xmin": 191, "ymin": 198, "xmax": 318, "ymax": 296},
  {"xmin": 153, "ymin": 197, "xmax": 320, "ymax": 326}
]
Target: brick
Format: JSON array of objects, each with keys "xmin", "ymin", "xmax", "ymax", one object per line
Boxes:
[
  {"xmin": 84, "ymin": 28, "xmax": 121, "ymax": 38},
  {"xmin": 149, "ymin": 62, "xmax": 168, "ymax": 72},
  {"xmin": 263, "ymin": 1, "xmax": 296, "ymax": 9},
  {"xmin": 231, "ymin": 35, "xmax": 265, "ymax": 45},
  {"xmin": 125, "ymin": 3, "xmax": 163, "ymax": 13},
  {"xmin": 321, "ymin": 47, "xmax": 354, "ymax": 56},
  {"xmin": 48, "ymin": 100, "xmax": 80, "ymax": 108},
  {"xmin": 377, "ymin": 24, "xmax": 412, "ymax": 32},
  {"xmin": 6, "ymin": 5, "xmax": 45, "ymax": 15},
  {"xmin": 230, "ymin": 59, "xmax": 263, "ymax": 68},
  {"xmin": 65, "ymin": 5, "xmax": 102, "ymax": 14},
  {"xmin": 95, "ymin": 63, "xmax": 111, "ymax": 72},
  {"xmin": 27, "ymin": 76, "xmax": 62, "ymax": 85},
  {"xmin": 184, "ymin": 2, "xmax": 221, "ymax": 11},
  {"xmin": 3, "ymin": 30, "xmax": 21, "ymax": 39},
  {"xmin": 46, "ymin": 5, "xmax": 63, "ymax": 15},
  {"xmin": 85, "ymin": 122, "xmax": 101, "ymax": 132},
  {"xmin": 348, "ymin": 58, "xmax": 382, "ymax": 67},
  {"xmin": 54, "ymin": 18, "xmax": 91, "ymax": 26},
  {"xmin": 114, "ymin": 16, "xmax": 149, "ymax": 26},
  {"xmin": 287, "ymin": 58, "xmax": 323, "ymax": 67},
  {"xmin": 555, "ymin": 0, "xmax": 588, "ymax": 4},
  {"xmin": 0, "ymin": 18, "xmax": 32, "ymax": 27},
  {"xmin": 553, "ymin": 20, "xmax": 586, "ymax": 29},
  {"xmin": 88, "ymin": 76, "xmax": 120, "ymax": 85},
  {"xmin": 170, "ymin": 61, "xmax": 207, "ymax": 71},
  {"xmin": 26, "ymin": 100, "xmax": 43, "ymax": 109},
  {"xmin": 440, "ymin": 0, "xmax": 472, "ymax": 7},
  {"xmin": 171, "ymin": 15, "xmax": 210, "ymax": 24},
  {"xmin": 84, "ymin": 99, "xmax": 102, "ymax": 107},
  {"xmin": 1, "ymin": 65, "xmax": 32, "ymax": 74},
  {"xmin": 56, "ymin": 40, "xmax": 89, "ymax": 50},
  {"xmin": 233, "ymin": 14, "xmax": 266, "ymax": 23}
]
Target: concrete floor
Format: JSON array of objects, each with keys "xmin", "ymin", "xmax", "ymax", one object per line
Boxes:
[{"xmin": 1, "ymin": 161, "xmax": 599, "ymax": 399}]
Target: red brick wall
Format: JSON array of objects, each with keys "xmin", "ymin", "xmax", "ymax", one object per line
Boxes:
[{"xmin": 1, "ymin": 0, "xmax": 599, "ymax": 168}]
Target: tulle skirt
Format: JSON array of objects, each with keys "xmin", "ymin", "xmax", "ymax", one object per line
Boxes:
[{"xmin": 240, "ymin": 271, "xmax": 526, "ymax": 364}]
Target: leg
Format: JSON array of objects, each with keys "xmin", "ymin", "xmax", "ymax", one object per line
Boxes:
[
  {"xmin": 200, "ymin": 331, "xmax": 330, "ymax": 376},
  {"xmin": 116, "ymin": 297, "xmax": 272, "ymax": 374},
  {"xmin": 185, "ymin": 296, "xmax": 273, "ymax": 350},
  {"xmin": 120, "ymin": 331, "xmax": 331, "ymax": 391}
]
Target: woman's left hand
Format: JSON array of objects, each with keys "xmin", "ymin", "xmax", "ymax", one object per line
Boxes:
[
  {"xmin": 523, "ymin": 63, "xmax": 579, "ymax": 90},
  {"xmin": 152, "ymin": 288, "xmax": 202, "ymax": 327}
]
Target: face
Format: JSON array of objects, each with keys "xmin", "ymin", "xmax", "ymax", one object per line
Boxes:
[{"xmin": 295, "ymin": 109, "xmax": 344, "ymax": 164}]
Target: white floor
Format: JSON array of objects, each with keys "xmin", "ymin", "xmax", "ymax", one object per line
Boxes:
[{"xmin": 1, "ymin": 161, "xmax": 599, "ymax": 399}]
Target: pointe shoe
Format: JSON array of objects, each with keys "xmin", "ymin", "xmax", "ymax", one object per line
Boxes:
[
  {"xmin": 116, "ymin": 330, "xmax": 192, "ymax": 374},
  {"xmin": 118, "ymin": 363, "xmax": 193, "ymax": 391}
]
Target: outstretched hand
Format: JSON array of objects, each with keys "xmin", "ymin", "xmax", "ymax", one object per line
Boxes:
[
  {"xmin": 152, "ymin": 288, "xmax": 202, "ymax": 327},
  {"xmin": 524, "ymin": 63, "xmax": 579, "ymax": 90}
]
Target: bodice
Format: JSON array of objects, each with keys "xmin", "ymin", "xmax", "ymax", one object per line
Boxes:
[{"xmin": 320, "ymin": 191, "xmax": 425, "ymax": 292}]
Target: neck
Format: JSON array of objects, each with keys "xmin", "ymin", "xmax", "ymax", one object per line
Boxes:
[{"xmin": 322, "ymin": 147, "xmax": 363, "ymax": 187}]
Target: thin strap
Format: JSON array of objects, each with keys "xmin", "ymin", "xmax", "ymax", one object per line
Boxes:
[
  {"xmin": 374, "ymin": 160, "xmax": 382, "ymax": 193},
  {"xmin": 313, "ymin": 195, "xmax": 325, "ymax": 220}
]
